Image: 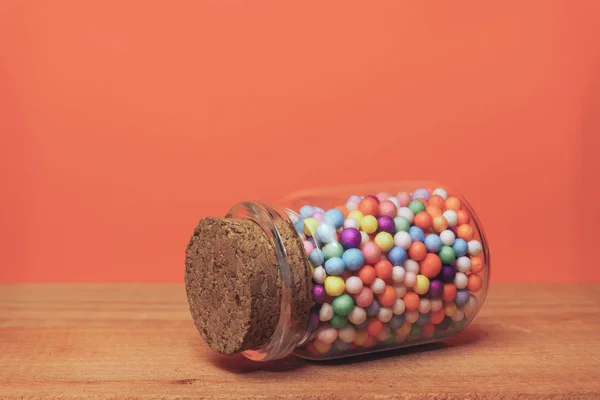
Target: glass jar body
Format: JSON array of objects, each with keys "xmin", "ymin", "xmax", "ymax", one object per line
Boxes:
[{"xmin": 234, "ymin": 182, "xmax": 490, "ymax": 361}]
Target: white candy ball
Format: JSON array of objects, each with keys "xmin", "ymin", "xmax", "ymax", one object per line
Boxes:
[
  {"xmin": 391, "ymin": 266, "xmax": 406, "ymax": 283},
  {"xmin": 317, "ymin": 324, "xmax": 338, "ymax": 344},
  {"xmin": 338, "ymin": 325, "xmax": 356, "ymax": 343},
  {"xmin": 430, "ymin": 298, "xmax": 443, "ymax": 312},
  {"xmin": 378, "ymin": 307, "xmax": 394, "ymax": 323},
  {"xmin": 344, "ymin": 218, "xmax": 360, "ymax": 229},
  {"xmin": 468, "ymin": 240, "xmax": 483, "ymax": 256},
  {"xmin": 405, "ymin": 310, "xmax": 419, "ymax": 323},
  {"xmin": 346, "ymin": 200, "xmax": 359, "ymax": 212},
  {"xmin": 440, "ymin": 230, "xmax": 456, "ymax": 246},
  {"xmin": 403, "ymin": 259, "xmax": 419, "ymax": 274},
  {"xmin": 375, "ymin": 325, "xmax": 391, "ymax": 341},
  {"xmin": 393, "ymin": 231, "xmax": 412, "ymax": 250},
  {"xmin": 345, "ymin": 276, "xmax": 363, "ymax": 294},
  {"xmin": 397, "ymin": 207, "xmax": 414, "ymax": 223},
  {"xmin": 388, "ymin": 196, "xmax": 401, "ymax": 209},
  {"xmin": 451, "ymin": 309, "xmax": 465, "ymax": 322},
  {"xmin": 418, "ymin": 298, "xmax": 432, "ymax": 313},
  {"xmin": 394, "ymin": 283, "xmax": 407, "ymax": 298},
  {"xmin": 464, "ymin": 295, "xmax": 478, "ymax": 314},
  {"xmin": 456, "ymin": 256, "xmax": 472, "ymax": 273},
  {"xmin": 360, "ymin": 231, "xmax": 370, "ymax": 245},
  {"xmin": 454, "ymin": 272, "xmax": 468, "ymax": 289},
  {"xmin": 393, "ymin": 298, "xmax": 406, "ymax": 315},
  {"xmin": 319, "ymin": 303, "xmax": 334, "ymax": 321},
  {"xmin": 432, "ymin": 188, "xmax": 448, "ymax": 200},
  {"xmin": 316, "ymin": 223, "xmax": 337, "ymax": 244},
  {"xmin": 443, "ymin": 210, "xmax": 458, "ymax": 228},
  {"xmin": 313, "ymin": 266, "xmax": 326, "ymax": 284},
  {"xmin": 371, "ymin": 278, "xmax": 386, "ymax": 294},
  {"xmin": 347, "ymin": 306, "xmax": 367, "ymax": 325}
]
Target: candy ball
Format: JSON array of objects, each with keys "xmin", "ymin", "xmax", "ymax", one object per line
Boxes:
[
  {"xmin": 392, "ymin": 265, "xmax": 406, "ymax": 282},
  {"xmin": 371, "ymin": 278, "xmax": 386, "ymax": 294},
  {"xmin": 360, "ymin": 231, "xmax": 370, "ymax": 245},
  {"xmin": 440, "ymin": 230, "xmax": 456, "ymax": 245},
  {"xmin": 377, "ymin": 216, "xmax": 395, "ymax": 234},
  {"xmin": 394, "ymin": 283, "xmax": 407, "ymax": 298},
  {"xmin": 408, "ymin": 242, "xmax": 427, "ymax": 261},
  {"xmin": 456, "ymin": 256, "xmax": 471, "ymax": 273},
  {"xmin": 324, "ymin": 276, "xmax": 345, "ymax": 296},
  {"xmin": 403, "ymin": 259, "xmax": 419, "ymax": 274},
  {"xmin": 451, "ymin": 309, "xmax": 465, "ymax": 322},
  {"xmin": 366, "ymin": 318, "xmax": 384, "ymax": 337},
  {"xmin": 467, "ymin": 273, "xmax": 483, "ymax": 292},
  {"xmin": 319, "ymin": 303, "xmax": 334, "ymax": 321},
  {"xmin": 408, "ymin": 199, "xmax": 426, "ymax": 214},
  {"xmin": 445, "ymin": 197, "xmax": 462, "ymax": 211},
  {"xmin": 358, "ymin": 265, "xmax": 376, "ymax": 285},
  {"xmin": 394, "ymin": 216, "xmax": 410, "ymax": 233},
  {"xmin": 441, "ymin": 265, "xmax": 456, "ymax": 283},
  {"xmin": 417, "ymin": 312, "xmax": 431, "ymax": 326},
  {"xmin": 468, "ymin": 240, "xmax": 483, "ymax": 256},
  {"xmin": 361, "ymin": 242, "xmax": 382, "ymax": 265},
  {"xmin": 303, "ymin": 217, "xmax": 320, "ymax": 236},
  {"xmin": 332, "ymin": 294, "xmax": 355, "ymax": 316},
  {"xmin": 345, "ymin": 276, "xmax": 363, "ymax": 294},
  {"xmin": 405, "ymin": 310, "xmax": 420, "ymax": 324},
  {"xmin": 414, "ymin": 274, "xmax": 431, "ymax": 295},
  {"xmin": 339, "ymin": 248, "xmax": 363, "ymax": 271},
  {"xmin": 353, "ymin": 329, "xmax": 369, "ymax": 345},
  {"xmin": 338, "ymin": 325, "xmax": 356, "ymax": 343},
  {"xmin": 324, "ymin": 257, "xmax": 345, "ymax": 276},
  {"xmin": 378, "ymin": 307, "xmax": 394, "ymax": 323},
  {"xmin": 430, "ymin": 308, "xmax": 446, "ymax": 325},
  {"xmin": 378, "ymin": 200, "xmax": 398, "ymax": 218},
  {"xmin": 300, "ymin": 205, "xmax": 315, "ymax": 218},
  {"xmin": 438, "ymin": 246, "xmax": 456, "ymax": 265},
  {"xmin": 358, "ymin": 197, "xmax": 379, "ymax": 216},
  {"xmin": 404, "ymin": 272, "xmax": 417, "ymax": 287},
  {"xmin": 388, "ymin": 246, "xmax": 408, "ymax": 265},
  {"xmin": 374, "ymin": 231, "xmax": 394, "ymax": 252},
  {"xmin": 432, "ymin": 187, "xmax": 448, "ymax": 200},
  {"xmin": 354, "ymin": 287, "xmax": 374, "ymax": 308},
  {"xmin": 428, "ymin": 194, "xmax": 446, "ymax": 208},
  {"xmin": 457, "ymin": 224, "xmax": 474, "ymax": 241},
  {"xmin": 470, "ymin": 256, "xmax": 484, "ymax": 273},
  {"xmin": 444, "ymin": 302, "xmax": 457, "ymax": 317},
  {"xmin": 464, "ymin": 295, "xmax": 478, "ymax": 314},
  {"xmin": 313, "ymin": 211, "xmax": 324, "ymax": 221},
  {"xmin": 403, "ymin": 292, "xmax": 420, "ymax": 311},
  {"xmin": 455, "ymin": 288, "xmax": 470, "ymax": 306},
  {"xmin": 347, "ymin": 210, "xmax": 365, "ymax": 224},
  {"xmin": 377, "ymin": 285, "xmax": 397, "ymax": 307},
  {"xmin": 324, "ymin": 208, "xmax": 345, "ymax": 229},
  {"xmin": 360, "ymin": 215, "xmax": 378, "ymax": 234},
  {"xmin": 442, "ymin": 284, "xmax": 457, "ymax": 302},
  {"xmin": 397, "ymin": 207, "xmax": 415, "ymax": 223},
  {"xmin": 330, "ymin": 314, "xmax": 348, "ymax": 328},
  {"xmin": 426, "ymin": 205, "xmax": 443, "ymax": 217},
  {"xmin": 393, "ymin": 298, "xmax": 406, "ymax": 315},
  {"xmin": 339, "ymin": 228, "xmax": 361, "ymax": 249},
  {"xmin": 313, "ymin": 266, "xmax": 327, "ymax": 284},
  {"xmin": 346, "ymin": 200, "xmax": 359, "ymax": 212},
  {"xmin": 303, "ymin": 240, "xmax": 315, "ymax": 255},
  {"xmin": 454, "ymin": 272, "xmax": 468, "ymax": 289},
  {"xmin": 313, "ymin": 284, "xmax": 326, "ymax": 303},
  {"xmin": 419, "ymin": 253, "xmax": 442, "ymax": 278},
  {"xmin": 412, "ymin": 188, "xmax": 431, "ymax": 200},
  {"xmin": 409, "ymin": 226, "xmax": 425, "ymax": 242},
  {"xmin": 428, "ymin": 279, "xmax": 444, "ymax": 298},
  {"xmin": 344, "ymin": 218, "xmax": 360, "ymax": 229},
  {"xmin": 365, "ymin": 300, "xmax": 381, "ymax": 317},
  {"xmin": 430, "ymin": 298, "xmax": 443, "ymax": 312},
  {"xmin": 394, "ymin": 231, "xmax": 412, "ymax": 250},
  {"xmin": 334, "ymin": 340, "xmax": 352, "ymax": 351},
  {"xmin": 452, "ymin": 238, "xmax": 469, "ymax": 257},
  {"xmin": 418, "ymin": 298, "xmax": 432, "ymax": 313},
  {"xmin": 374, "ymin": 259, "xmax": 393, "ymax": 280},
  {"xmin": 457, "ymin": 210, "xmax": 471, "ymax": 225},
  {"xmin": 442, "ymin": 210, "xmax": 458, "ymax": 228},
  {"xmin": 309, "ymin": 248, "xmax": 325, "ymax": 267},
  {"xmin": 432, "ymin": 215, "xmax": 449, "ymax": 233},
  {"xmin": 315, "ymin": 336, "xmax": 335, "ymax": 351},
  {"xmin": 388, "ymin": 314, "xmax": 406, "ymax": 329},
  {"xmin": 316, "ymin": 223, "xmax": 337, "ymax": 244},
  {"xmin": 414, "ymin": 212, "xmax": 433, "ymax": 231},
  {"xmin": 348, "ymin": 306, "xmax": 367, "ymax": 325},
  {"xmin": 322, "ymin": 242, "xmax": 344, "ymax": 260},
  {"xmin": 424, "ymin": 234, "xmax": 442, "ymax": 252},
  {"xmin": 388, "ymin": 196, "xmax": 401, "ymax": 209}
]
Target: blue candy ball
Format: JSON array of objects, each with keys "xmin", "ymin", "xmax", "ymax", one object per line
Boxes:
[
  {"xmin": 294, "ymin": 219, "xmax": 305, "ymax": 233},
  {"xmin": 323, "ymin": 208, "xmax": 345, "ymax": 229},
  {"xmin": 409, "ymin": 226, "xmax": 425, "ymax": 242},
  {"xmin": 388, "ymin": 246, "xmax": 407, "ymax": 266},
  {"xmin": 388, "ymin": 314, "xmax": 406, "ymax": 329},
  {"xmin": 316, "ymin": 223, "xmax": 337, "ymax": 244},
  {"xmin": 424, "ymin": 234, "xmax": 442, "ymax": 252},
  {"xmin": 324, "ymin": 257, "xmax": 346, "ymax": 276},
  {"xmin": 354, "ymin": 320, "xmax": 368, "ymax": 329},
  {"xmin": 299, "ymin": 205, "xmax": 315, "ymax": 219},
  {"xmin": 417, "ymin": 312, "xmax": 431, "ymax": 326},
  {"xmin": 365, "ymin": 299, "xmax": 380, "ymax": 316},
  {"xmin": 342, "ymin": 248, "xmax": 365, "ymax": 271},
  {"xmin": 452, "ymin": 238, "xmax": 469, "ymax": 257},
  {"xmin": 309, "ymin": 248, "xmax": 324, "ymax": 267}
]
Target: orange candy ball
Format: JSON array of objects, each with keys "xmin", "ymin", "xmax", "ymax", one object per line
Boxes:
[
  {"xmin": 419, "ymin": 253, "xmax": 443, "ymax": 278},
  {"xmin": 430, "ymin": 308, "xmax": 446, "ymax": 324},
  {"xmin": 336, "ymin": 205, "xmax": 349, "ymax": 219},
  {"xmin": 414, "ymin": 212, "xmax": 433, "ymax": 231},
  {"xmin": 358, "ymin": 265, "xmax": 376, "ymax": 285},
  {"xmin": 366, "ymin": 317, "xmax": 384, "ymax": 337},
  {"xmin": 422, "ymin": 323, "xmax": 435, "ymax": 337},
  {"xmin": 362, "ymin": 335, "xmax": 377, "ymax": 348},
  {"xmin": 432, "ymin": 215, "xmax": 449, "ymax": 233},
  {"xmin": 457, "ymin": 224, "xmax": 474, "ymax": 241},
  {"xmin": 408, "ymin": 242, "xmax": 427, "ymax": 261},
  {"xmin": 358, "ymin": 197, "xmax": 379, "ymax": 216},
  {"xmin": 470, "ymin": 257, "xmax": 484, "ymax": 273},
  {"xmin": 442, "ymin": 284, "xmax": 457, "ymax": 302},
  {"xmin": 457, "ymin": 210, "xmax": 471, "ymax": 225},
  {"xmin": 374, "ymin": 259, "xmax": 393, "ymax": 280},
  {"xmin": 377, "ymin": 285, "xmax": 397, "ymax": 307},
  {"xmin": 445, "ymin": 196, "xmax": 462, "ymax": 211},
  {"xmin": 403, "ymin": 291, "xmax": 420, "ymax": 311},
  {"xmin": 426, "ymin": 205, "xmax": 443, "ymax": 217},
  {"xmin": 428, "ymin": 194, "xmax": 446, "ymax": 209},
  {"xmin": 468, "ymin": 273, "xmax": 483, "ymax": 292}
]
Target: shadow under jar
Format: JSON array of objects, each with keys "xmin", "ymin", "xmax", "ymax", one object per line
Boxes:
[{"xmin": 185, "ymin": 182, "xmax": 490, "ymax": 361}]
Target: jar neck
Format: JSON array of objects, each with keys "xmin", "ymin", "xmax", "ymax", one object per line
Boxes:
[{"xmin": 226, "ymin": 201, "xmax": 312, "ymax": 361}]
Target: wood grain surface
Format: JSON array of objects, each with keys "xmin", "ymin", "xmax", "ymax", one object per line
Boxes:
[{"xmin": 1, "ymin": 284, "xmax": 598, "ymax": 399}]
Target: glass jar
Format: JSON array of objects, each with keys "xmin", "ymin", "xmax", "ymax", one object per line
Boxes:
[{"xmin": 185, "ymin": 182, "xmax": 490, "ymax": 361}]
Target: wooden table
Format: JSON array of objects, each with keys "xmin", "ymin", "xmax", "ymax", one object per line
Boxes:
[{"xmin": 1, "ymin": 284, "xmax": 598, "ymax": 399}]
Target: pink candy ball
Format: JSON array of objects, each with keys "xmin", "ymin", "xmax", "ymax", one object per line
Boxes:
[
  {"xmin": 376, "ymin": 192, "xmax": 391, "ymax": 201},
  {"xmin": 404, "ymin": 272, "xmax": 417, "ymax": 288},
  {"xmin": 378, "ymin": 200, "xmax": 398, "ymax": 218},
  {"xmin": 312, "ymin": 211, "xmax": 325, "ymax": 221},
  {"xmin": 361, "ymin": 242, "xmax": 382, "ymax": 265},
  {"xmin": 303, "ymin": 240, "xmax": 315, "ymax": 255},
  {"xmin": 396, "ymin": 192, "xmax": 412, "ymax": 207},
  {"xmin": 354, "ymin": 287, "xmax": 374, "ymax": 308}
]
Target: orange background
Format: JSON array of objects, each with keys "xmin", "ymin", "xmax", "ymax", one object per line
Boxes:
[{"xmin": 1, "ymin": 1, "xmax": 598, "ymax": 283}]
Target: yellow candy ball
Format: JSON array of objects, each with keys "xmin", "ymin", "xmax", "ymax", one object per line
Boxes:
[
  {"xmin": 313, "ymin": 339, "xmax": 332, "ymax": 354},
  {"xmin": 414, "ymin": 274, "xmax": 430, "ymax": 295},
  {"xmin": 347, "ymin": 210, "xmax": 364, "ymax": 224},
  {"xmin": 353, "ymin": 329, "xmax": 369, "ymax": 346},
  {"xmin": 444, "ymin": 301, "xmax": 457, "ymax": 317},
  {"xmin": 374, "ymin": 232, "xmax": 394, "ymax": 252},
  {"xmin": 324, "ymin": 276, "xmax": 345, "ymax": 297},
  {"xmin": 360, "ymin": 215, "xmax": 378, "ymax": 234},
  {"xmin": 308, "ymin": 260, "xmax": 316, "ymax": 273},
  {"xmin": 303, "ymin": 217, "xmax": 320, "ymax": 236}
]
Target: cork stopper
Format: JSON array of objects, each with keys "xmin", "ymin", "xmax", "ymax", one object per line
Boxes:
[{"xmin": 185, "ymin": 217, "xmax": 312, "ymax": 355}]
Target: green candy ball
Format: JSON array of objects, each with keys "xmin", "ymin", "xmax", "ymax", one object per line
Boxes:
[
  {"xmin": 332, "ymin": 294, "xmax": 355, "ymax": 316},
  {"xmin": 408, "ymin": 199, "xmax": 426, "ymax": 215},
  {"xmin": 393, "ymin": 216, "xmax": 410, "ymax": 232},
  {"xmin": 451, "ymin": 317, "xmax": 467, "ymax": 330},
  {"xmin": 322, "ymin": 242, "xmax": 344, "ymax": 260},
  {"xmin": 438, "ymin": 245, "xmax": 456, "ymax": 265},
  {"xmin": 330, "ymin": 314, "xmax": 348, "ymax": 328},
  {"xmin": 409, "ymin": 323, "xmax": 422, "ymax": 337}
]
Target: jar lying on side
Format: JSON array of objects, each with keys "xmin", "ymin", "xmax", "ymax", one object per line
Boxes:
[{"xmin": 185, "ymin": 182, "xmax": 490, "ymax": 361}]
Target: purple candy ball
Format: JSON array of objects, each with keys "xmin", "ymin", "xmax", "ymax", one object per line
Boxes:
[
  {"xmin": 312, "ymin": 284, "xmax": 325, "ymax": 304},
  {"xmin": 365, "ymin": 299, "xmax": 380, "ymax": 317},
  {"xmin": 441, "ymin": 265, "xmax": 456, "ymax": 283},
  {"xmin": 412, "ymin": 188, "xmax": 431, "ymax": 201},
  {"xmin": 377, "ymin": 216, "xmax": 395, "ymax": 234},
  {"xmin": 428, "ymin": 279, "xmax": 444, "ymax": 298},
  {"xmin": 340, "ymin": 227, "xmax": 361, "ymax": 249},
  {"xmin": 455, "ymin": 289, "xmax": 470, "ymax": 306},
  {"xmin": 308, "ymin": 307, "xmax": 320, "ymax": 330},
  {"xmin": 365, "ymin": 194, "xmax": 380, "ymax": 204}
]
